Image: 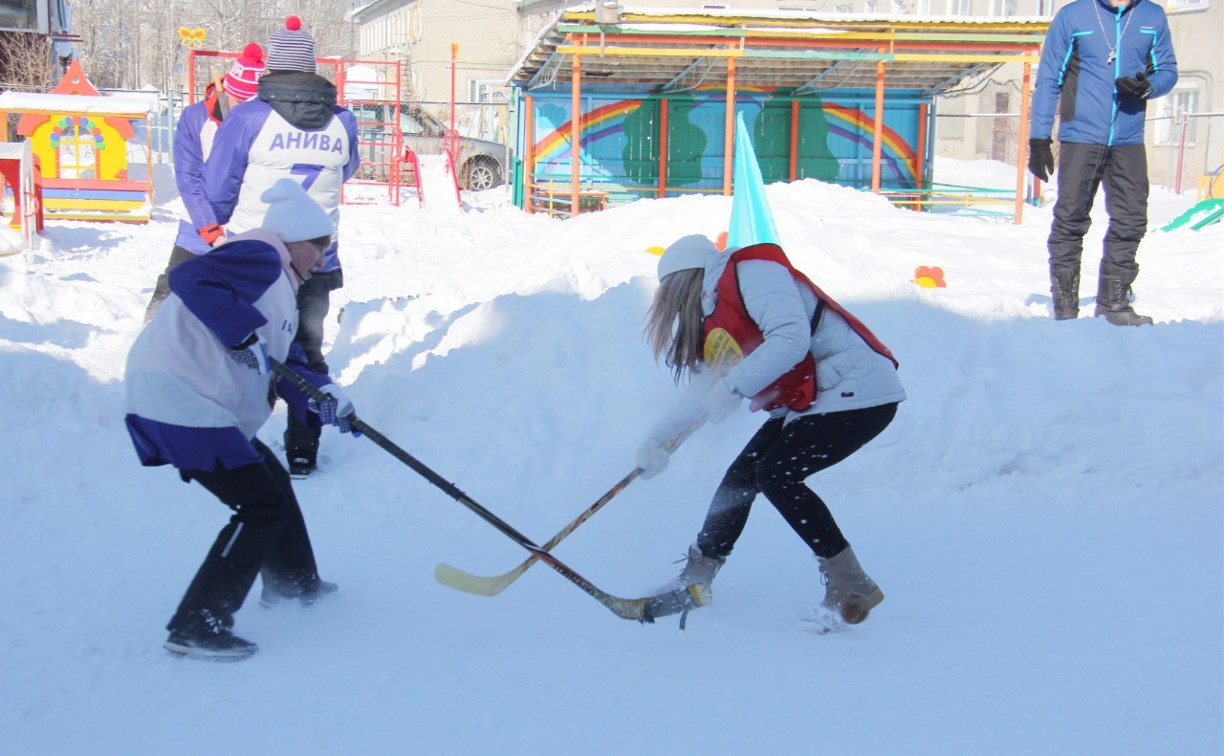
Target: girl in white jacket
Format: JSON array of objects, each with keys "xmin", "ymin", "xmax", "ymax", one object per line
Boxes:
[{"xmin": 638, "ymin": 234, "xmax": 905, "ymax": 628}]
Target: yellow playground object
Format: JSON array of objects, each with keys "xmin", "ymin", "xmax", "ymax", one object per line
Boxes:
[{"xmin": 0, "ymin": 61, "xmax": 153, "ymax": 223}]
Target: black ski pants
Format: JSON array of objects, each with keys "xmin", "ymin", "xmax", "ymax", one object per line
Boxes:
[
  {"xmin": 168, "ymin": 439, "xmax": 321, "ymax": 636},
  {"xmin": 143, "ymin": 245, "xmax": 196, "ymax": 323},
  {"xmin": 1049, "ymin": 142, "xmax": 1149, "ymax": 281},
  {"xmin": 285, "ymin": 268, "xmax": 343, "ymax": 461},
  {"xmin": 695, "ymin": 402, "xmax": 898, "ymax": 561}
]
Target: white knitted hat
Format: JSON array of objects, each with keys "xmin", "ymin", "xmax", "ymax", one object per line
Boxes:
[
  {"xmin": 657, "ymin": 234, "xmax": 716, "ymax": 281},
  {"xmin": 259, "ymin": 179, "xmax": 333, "ymax": 243}
]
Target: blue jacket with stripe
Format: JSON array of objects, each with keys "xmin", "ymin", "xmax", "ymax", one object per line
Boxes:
[{"xmin": 1030, "ymin": 0, "xmax": 1178, "ymax": 146}]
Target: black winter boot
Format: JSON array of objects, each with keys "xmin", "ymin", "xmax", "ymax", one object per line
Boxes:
[
  {"xmin": 1094, "ymin": 274, "xmax": 1153, "ymax": 326},
  {"xmin": 1050, "ymin": 268, "xmax": 1080, "ymax": 320},
  {"xmin": 285, "ymin": 417, "xmax": 321, "ymax": 479}
]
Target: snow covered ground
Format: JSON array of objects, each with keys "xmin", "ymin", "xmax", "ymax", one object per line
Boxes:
[{"xmin": 1, "ymin": 159, "xmax": 1221, "ymax": 754}]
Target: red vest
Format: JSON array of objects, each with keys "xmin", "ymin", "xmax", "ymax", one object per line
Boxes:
[{"xmin": 702, "ymin": 243, "xmax": 898, "ymax": 413}]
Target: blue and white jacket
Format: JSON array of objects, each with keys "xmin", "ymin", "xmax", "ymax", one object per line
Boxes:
[
  {"xmin": 125, "ymin": 230, "xmax": 332, "ymax": 471},
  {"xmin": 172, "ymin": 87, "xmax": 222, "ymax": 255},
  {"xmin": 204, "ymin": 72, "xmax": 360, "ymax": 274},
  {"xmin": 1031, "ymin": 0, "xmax": 1177, "ymax": 146}
]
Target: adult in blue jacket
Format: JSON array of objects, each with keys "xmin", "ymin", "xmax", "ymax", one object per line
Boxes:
[
  {"xmin": 1028, "ymin": 0, "xmax": 1177, "ymax": 326},
  {"xmin": 143, "ymin": 43, "xmax": 265, "ymax": 322},
  {"xmin": 126, "ymin": 179, "xmax": 359, "ymax": 661},
  {"xmin": 205, "ymin": 16, "xmax": 361, "ymax": 478}
]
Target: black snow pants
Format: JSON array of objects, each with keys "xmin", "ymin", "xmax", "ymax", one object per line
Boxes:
[
  {"xmin": 1048, "ymin": 142, "xmax": 1149, "ymax": 280},
  {"xmin": 695, "ymin": 402, "xmax": 898, "ymax": 561},
  {"xmin": 284, "ymin": 268, "xmax": 343, "ymax": 463},
  {"xmin": 168, "ymin": 439, "xmax": 322, "ymax": 636}
]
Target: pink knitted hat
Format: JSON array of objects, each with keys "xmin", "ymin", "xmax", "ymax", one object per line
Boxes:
[{"xmin": 223, "ymin": 43, "xmax": 265, "ymax": 102}]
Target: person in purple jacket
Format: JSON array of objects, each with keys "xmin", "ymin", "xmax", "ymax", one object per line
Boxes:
[
  {"xmin": 1028, "ymin": 0, "xmax": 1178, "ymax": 325},
  {"xmin": 205, "ymin": 16, "xmax": 361, "ymax": 478},
  {"xmin": 126, "ymin": 179, "xmax": 359, "ymax": 661},
  {"xmin": 143, "ymin": 42, "xmax": 265, "ymax": 322}
]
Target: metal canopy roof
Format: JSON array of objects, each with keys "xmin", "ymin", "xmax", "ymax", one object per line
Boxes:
[{"xmin": 509, "ymin": 8, "xmax": 1049, "ymax": 96}]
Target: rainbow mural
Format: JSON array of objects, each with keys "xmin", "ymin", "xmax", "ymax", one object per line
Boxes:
[{"xmin": 529, "ymin": 90, "xmax": 920, "ymax": 188}]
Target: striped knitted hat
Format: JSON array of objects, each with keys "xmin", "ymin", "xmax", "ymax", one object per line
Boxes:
[
  {"xmin": 222, "ymin": 43, "xmax": 265, "ymax": 102},
  {"xmin": 265, "ymin": 16, "xmax": 316, "ymax": 73}
]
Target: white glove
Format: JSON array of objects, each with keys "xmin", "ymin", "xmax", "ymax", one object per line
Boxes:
[
  {"xmin": 635, "ymin": 438, "xmax": 670, "ymax": 480},
  {"xmin": 704, "ymin": 378, "xmax": 742, "ymax": 424}
]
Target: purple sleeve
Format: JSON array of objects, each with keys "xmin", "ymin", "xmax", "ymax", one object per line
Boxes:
[
  {"xmin": 275, "ymin": 341, "xmax": 333, "ymax": 427},
  {"xmin": 167, "ymin": 239, "xmax": 283, "ymax": 348},
  {"xmin": 173, "ymin": 104, "xmax": 217, "ymax": 230},
  {"xmin": 337, "ymin": 107, "xmax": 362, "ymax": 182},
  {"xmin": 204, "ymin": 104, "xmax": 268, "ymax": 224}
]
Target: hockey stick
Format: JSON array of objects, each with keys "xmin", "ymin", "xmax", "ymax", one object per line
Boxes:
[
  {"xmin": 434, "ymin": 417, "xmax": 705, "ymax": 596},
  {"xmin": 268, "ymin": 359, "xmax": 709, "ymax": 622}
]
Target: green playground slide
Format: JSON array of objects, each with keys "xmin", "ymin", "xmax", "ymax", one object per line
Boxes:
[{"xmin": 1161, "ymin": 198, "xmax": 1224, "ymax": 232}]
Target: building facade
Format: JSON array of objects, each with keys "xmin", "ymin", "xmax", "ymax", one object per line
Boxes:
[{"xmin": 350, "ymin": 0, "xmax": 1220, "ymax": 190}]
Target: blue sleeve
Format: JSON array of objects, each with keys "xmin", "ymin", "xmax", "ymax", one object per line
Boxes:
[
  {"xmin": 204, "ymin": 106, "xmax": 265, "ymax": 224},
  {"xmin": 1143, "ymin": 11, "xmax": 1178, "ymax": 99},
  {"xmin": 173, "ymin": 105, "xmax": 217, "ymax": 231},
  {"xmin": 337, "ymin": 107, "xmax": 362, "ymax": 182},
  {"xmin": 167, "ymin": 239, "xmax": 282, "ymax": 348},
  {"xmin": 1030, "ymin": 10, "xmax": 1073, "ymax": 140},
  {"xmin": 275, "ymin": 341, "xmax": 333, "ymax": 426}
]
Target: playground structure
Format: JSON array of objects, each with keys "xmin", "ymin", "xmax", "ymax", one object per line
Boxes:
[
  {"xmin": 0, "ymin": 140, "xmax": 44, "ymax": 251},
  {"xmin": 0, "ymin": 61, "xmax": 153, "ymax": 224},
  {"xmin": 507, "ymin": 8, "xmax": 1048, "ymax": 223},
  {"xmin": 186, "ymin": 50, "xmax": 460, "ymax": 210}
]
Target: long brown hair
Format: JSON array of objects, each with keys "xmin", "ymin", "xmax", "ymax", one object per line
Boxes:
[{"xmin": 644, "ymin": 268, "xmax": 705, "ymax": 384}]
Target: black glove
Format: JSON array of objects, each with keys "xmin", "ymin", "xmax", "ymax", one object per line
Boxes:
[
  {"xmin": 1028, "ymin": 137, "xmax": 1054, "ymax": 182},
  {"xmin": 1115, "ymin": 72, "xmax": 1151, "ymax": 100}
]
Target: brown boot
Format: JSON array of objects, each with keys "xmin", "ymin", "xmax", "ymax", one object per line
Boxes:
[{"xmin": 818, "ymin": 545, "xmax": 884, "ymax": 625}]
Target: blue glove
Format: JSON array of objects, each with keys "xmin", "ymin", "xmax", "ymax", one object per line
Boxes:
[
  {"xmin": 308, "ymin": 384, "xmax": 360, "ymax": 436},
  {"xmin": 228, "ymin": 334, "xmax": 269, "ymax": 375}
]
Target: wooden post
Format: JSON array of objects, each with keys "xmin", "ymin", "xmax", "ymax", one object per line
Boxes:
[
  {"xmin": 1015, "ymin": 61, "xmax": 1033, "ymax": 224},
  {"xmin": 524, "ymin": 94, "xmax": 535, "ymax": 213},
  {"xmin": 658, "ymin": 98, "xmax": 670, "ymax": 199},
  {"xmin": 571, "ymin": 54, "xmax": 581, "ymax": 215},
  {"xmin": 871, "ymin": 57, "xmax": 885, "ymax": 194},
  {"xmin": 789, "ymin": 99, "xmax": 800, "ymax": 182},
  {"xmin": 723, "ymin": 57, "xmax": 736, "ymax": 196}
]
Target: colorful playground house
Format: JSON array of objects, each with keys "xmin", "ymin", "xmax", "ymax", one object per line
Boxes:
[{"xmin": 0, "ymin": 61, "xmax": 154, "ymax": 227}]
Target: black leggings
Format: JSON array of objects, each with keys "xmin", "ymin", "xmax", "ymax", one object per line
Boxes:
[
  {"xmin": 167, "ymin": 439, "xmax": 321, "ymax": 635},
  {"xmin": 696, "ymin": 403, "xmax": 898, "ymax": 560}
]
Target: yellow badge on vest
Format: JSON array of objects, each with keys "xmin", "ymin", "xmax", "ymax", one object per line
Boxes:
[{"xmin": 704, "ymin": 327, "xmax": 744, "ymax": 376}]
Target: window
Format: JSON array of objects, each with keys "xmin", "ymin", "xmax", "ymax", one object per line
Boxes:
[
  {"xmin": 1155, "ymin": 87, "xmax": 1200, "ymax": 146},
  {"xmin": 866, "ymin": 1, "xmax": 879, "ymax": 12},
  {"xmin": 0, "ymin": 0, "xmax": 36, "ymax": 32},
  {"xmin": 468, "ymin": 80, "xmax": 508, "ymax": 104},
  {"xmin": 993, "ymin": 0, "xmax": 1016, "ymax": 16},
  {"xmin": 948, "ymin": 0, "xmax": 972, "ymax": 15},
  {"xmin": 836, "ymin": 4, "xmax": 853, "ymax": 12},
  {"xmin": 918, "ymin": 0, "xmax": 933, "ymax": 13},
  {"xmin": 1167, "ymin": 0, "xmax": 1209, "ymax": 10}
]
